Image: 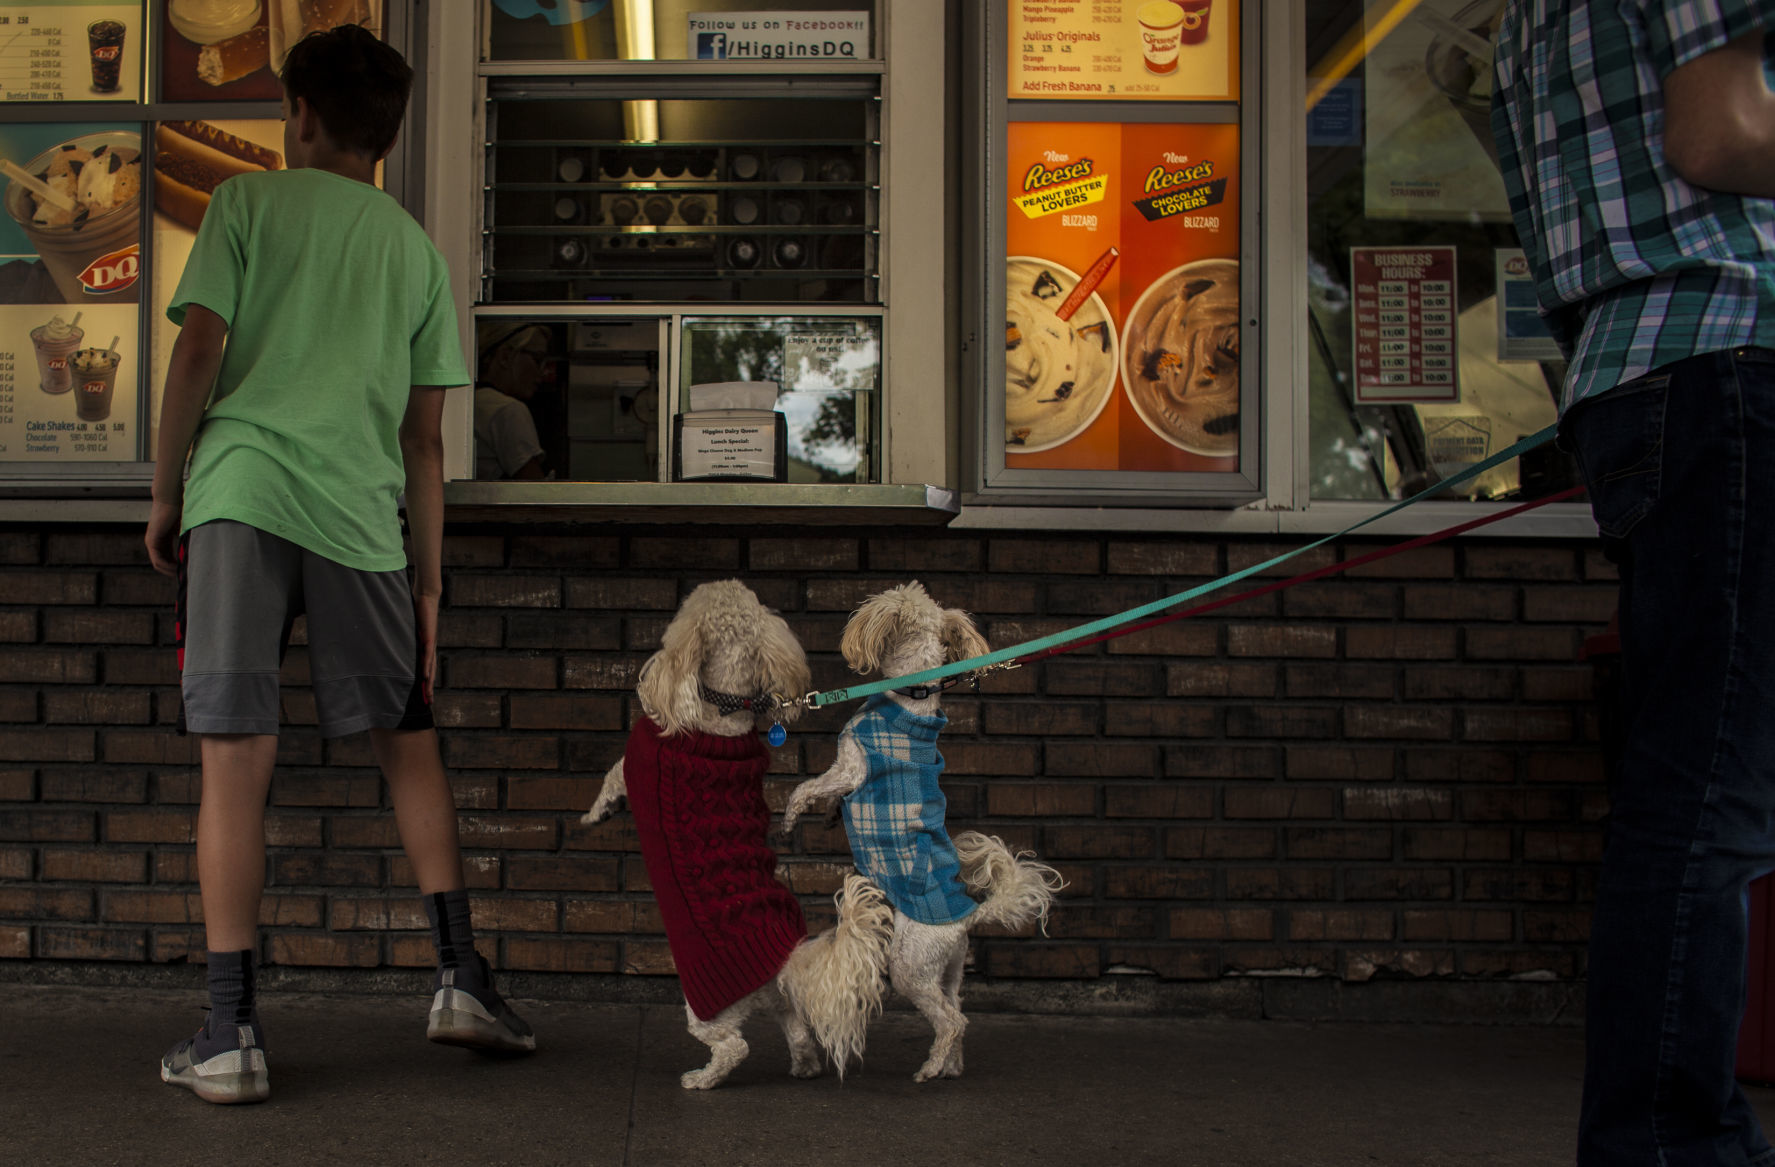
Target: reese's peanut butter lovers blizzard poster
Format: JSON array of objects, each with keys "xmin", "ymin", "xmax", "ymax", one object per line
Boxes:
[
  {"xmin": 0, "ymin": 121, "xmax": 141, "ymax": 463},
  {"xmin": 1010, "ymin": 0, "xmax": 1238, "ymax": 103},
  {"xmin": 1006, "ymin": 121, "xmax": 1240, "ymax": 472}
]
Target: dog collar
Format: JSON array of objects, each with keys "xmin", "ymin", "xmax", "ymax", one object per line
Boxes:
[
  {"xmin": 891, "ymin": 676, "xmax": 968, "ymax": 700},
  {"xmin": 700, "ymin": 685, "xmax": 772, "ymax": 716}
]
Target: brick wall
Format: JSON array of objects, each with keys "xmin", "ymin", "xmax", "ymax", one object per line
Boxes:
[{"xmin": 0, "ymin": 523, "xmax": 1615, "ymax": 1014}]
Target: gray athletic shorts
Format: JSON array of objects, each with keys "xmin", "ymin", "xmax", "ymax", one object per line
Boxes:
[{"xmin": 177, "ymin": 519, "xmax": 433, "ymax": 738}]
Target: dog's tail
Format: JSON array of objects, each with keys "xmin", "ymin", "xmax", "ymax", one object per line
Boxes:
[
  {"xmin": 779, "ymin": 873, "xmax": 893, "ymax": 1079},
  {"xmin": 956, "ymin": 830, "xmax": 1065, "ymax": 933}
]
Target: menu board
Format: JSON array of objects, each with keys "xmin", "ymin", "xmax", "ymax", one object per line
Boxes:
[
  {"xmin": 0, "ymin": 119, "xmax": 140, "ymax": 461},
  {"xmin": 160, "ymin": 0, "xmax": 382, "ymax": 103},
  {"xmin": 1349, "ymin": 245, "xmax": 1459, "ymax": 404},
  {"xmin": 1008, "ymin": 0, "xmax": 1238, "ymax": 102},
  {"xmin": 1004, "ymin": 120, "xmax": 1239, "ymax": 472},
  {"xmin": 0, "ymin": 2, "xmax": 143, "ymax": 104}
]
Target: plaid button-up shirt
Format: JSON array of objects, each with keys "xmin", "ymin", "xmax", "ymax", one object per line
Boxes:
[{"xmin": 1491, "ymin": 0, "xmax": 1775, "ymax": 411}]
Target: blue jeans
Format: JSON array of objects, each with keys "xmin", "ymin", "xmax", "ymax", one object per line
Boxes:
[{"xmin": 1564, "ymin": 347, "xmax": 1775, "ymax": 1166}]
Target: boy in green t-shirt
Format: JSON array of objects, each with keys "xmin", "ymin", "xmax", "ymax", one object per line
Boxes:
[{"xmin": 145, "ymin": 26, "xmax": 533, "ymax": 1105}]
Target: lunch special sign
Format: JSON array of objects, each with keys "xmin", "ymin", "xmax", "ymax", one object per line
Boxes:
[
  {"xmin": 1009, "ymin": 0, "xmax": 1238, "ymax": 103},
  {"xmin": 1004, "ymin": 120, "xmax": 1239, "ymax": 472}
]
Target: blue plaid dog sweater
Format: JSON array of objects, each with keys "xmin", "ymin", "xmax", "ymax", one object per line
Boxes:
[{"xmin": 840, "ymin": 694, "xmax": 979, "ymax": 926}]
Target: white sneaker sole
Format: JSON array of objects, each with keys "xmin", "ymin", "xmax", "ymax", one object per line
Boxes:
[
  {"xmin": 427, "ymin": 987, "xmax": 536, "ymax": 1053},
  {"xmin": 161, "ymin": 1048, "xmax": 270, "ymax": 1105}
]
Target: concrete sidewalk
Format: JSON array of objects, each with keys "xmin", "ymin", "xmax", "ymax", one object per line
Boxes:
[{"xmin": 6, "ymin": 983, "xmax": 1773, "ymax": 1166}]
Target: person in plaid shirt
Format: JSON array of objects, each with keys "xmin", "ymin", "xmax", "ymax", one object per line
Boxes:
[{"xmin": 1494, "ymin": 3, "xmax": 1775, "ymax": 1161}]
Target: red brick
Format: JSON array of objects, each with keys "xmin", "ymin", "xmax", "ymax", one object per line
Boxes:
[
  {"xmin": 1523, "ymin": 586, "xmax": 1618, "ymax": 624},
  {"xmin": 102, "ymin": 731, "xmax": 198, "ymax": 765},
  {"xmin": 1342, "ymin": 949, "xmax": 1454, "ymax": 981},
  {"xmin": 0, "ymin": 573, "xmax": 96, "ymax": 604},
  {"xmin": 448, "ymin": 656, "xmax": 558, "ymax": 690},
  {"xmin": 104, "ymin": 811, "xmax": 194, "ymax": 844},
  {"xmin": 443, "ymin": 736, "xmax": 559, "ymax": 770},
  {"xmin": 1346, "ymin": 627, "xmax": 1457, "ymax": 660},
  {"xmin": 0, "ymin": 690, "xmax": 34, "ymax": 721},
  {"xmin": 465, "ymin": 896, "xmax": 556, "ymax": 932},
  {"xmin": 1343, "ymin": 706, "xmax": 1454, "ymax": 740},
  {"xmin": 1343, "ymin": 546, "xmax": 1453, "ymax": 580},
  {"xmin": 1226, "ymin": 706, "xmax": 1340, "ymax": 739},
  {"xmin": 940, "ymin": 741, "xmax": 1040, "ymax": 776},
  {"xmin": 508, "ymin": 536, "xmax": 620, "ymax": 569},
  {"xmin": 269, "ymin": 773, "xmax": 381, "ymax": 808},
  {"xmin": 1285, "ymin": 748, "xmax": 1394, "ymax": 782},
  {"xmin": 0, "ymin": 810, "xmax": 95, "ymax": 842},
  {"xmin": 42, "ymin": 690, "xmax": 153, "ymax": 725},
  {"xmin": 1105, "ymin": 622, "xmax": 1218, "ymax": 657},
  {"xmin": 1225, "ymin": 868, "xmax": 1335, "ymax": 900},
  {"xmin": 1042, "ymin": 659, "xmax": 1163, "ymax": 697},
  {"xmin": 438, "ymin": 612, "xmax": 504, "ymax": 648},
  {"xmin": 458, "ymin": 814, "xmax": 558, "ymax": 850},
  {"xmin": 0, "ymin": 887, "xmax": 92, "ymax": 918},
  {"xmin": 1523, "ymin": 911, "xmax": 1590, "ymax": 943},
  {"xmin": 1100, "ymin": 785, "xmax": 1212, "ymax": 819},
  {"xmin": 266, "ymin": 815, "xmax": 324, "ymax": 847},
  {"xmin": 1342, "ymin": 788, "xmax": 1452, "ymax": 821},
  {"xmin": 564, "ymin": 577, "xmax": 681, "ymax": 610},
  {"xmin": 44, "ymin": 533, "xmax": 145, "ymax": 565},
  {"xmin": 1040, "ymin": 826, "xmax": 1154, "ymax": 860},
  {"xmin": 1401, "ymin": 584, "xmax": 1516, "ymax": 621},
  {"xmin": 1227, "ymin": 625, "xmax": 1337, "ymax": 659},
  {"xmin": 1103, "ymin": 945, "xmax": 1218, "ymax": 979},
  {"xmin": 1222, "ymin": 947, "xmax": 1337, "ymax": 976},
  {"xmin": 1460, "ymin": 951, "xmax": 1581, "ymax": 978},
  {"xmin": 36, "ymin": 927, "xmax": 145, "ymax": 961},
  {"xmin": 1464, "ymin": 869, "xmax": 1575, "ymax": 902},
  {"xmin": 1284, "ymin": 664, "xmax": 1395, "ymax": 700},
  {"xmin": 0, "ymin": 651, "xmax": 96, "ymax": 683},
  {"xmin": 983, "ymin": 702, "xmax": 1097, "ymax": 736},
  {"xmin": 507, "ymin": 776, "xmax": 599, "ymax": 811},
  {"xmin": 0, "ymin": 925, "xmax": 27, "ymax": 958},
  {"xmin": 1285, "ymin": 828, "xmax": 1392, "ymax": 860},
  {"xmin": 1105, "ymin": 542, "xmax": 1218, "ymax": 576},
  {"xmin": 1164, "ymin": 745, "xmax": 1280, "ymax": 780},
  {"xmin": 1043, "ymin": 905, "xmax": 1159, "ymax": 940},
  {"xmin": 1100, "ymin": 865, "xmax": 1215, "ymax": 899},
  {"xmin": 451, "ymin": 575, "xmax": 561, "ymax": 608},
  {"xmin": 102, "ymin": 650, "xmax": 178, "ymax": 685},
  {"xmin": 0, "ymin": 533, "xmax": 37, "ymax": 564},
  {"xmin": 1043, "ymin": 743, "xmax": 1156, "ymax": 779},
  {"xmin": 0, "ymin": 847, "xmax": 30, "ymax": 879},
  {"xmin": 1403, "ymin": 909, "xmax": 1514, "ymax": 942},
  {"xmin": 564, "ymin": 900, "xmax": 659, "ymax": 934},
  {"xmin": 1101, "ymin": 702, "xmax": 1219, "ymax": 738},
  {"xmin": 986, "ymin": 783, "xmax": 1097, "ymax": 816},
  {"xmin": 1465, "ymin": 546, "xmax": 1577, "ymax": 581},
  {"xmin": 1523, "ymin": 830, "xmax": 1605, "ymax": 863},
  {"xmin": 1288, "ymin": 909, "xmax": 1394, "ymax": 941},
  {"xmin": 433, "ymin": 693, "xmax": 503, "ymax": 728},
  {"xmin": 1164, "ymin": 662, "xmax": 1276, "ymax": 699},
  {"xmin": 506, "ymin": 613, "xmax": 622, "ymax": 652},
  {"xmin": 442, "ymin": 536, "xmax": 504, "ymax": 567},
  {"xmin": 1402, "ymin": 667, "xmax": 1515, "ymax": 701},
  {"xmin": 505, "ymin": 856, "xmax": 621, "ymax": 892},
  {"xmin": 505, "ymin": 936, "xmax": 620, "ymax": 973},
  {"xmin": 270, "ymin": 853, "xmax": 383, "ymax": 886},
  {"xmin": 40, "ymin": 849, "xmax": 147, "ymax": 883},
  {"xmin": 42, "ymin": 609, "xmax": 154, "ymax": 644},
  {"xmin": 1227, "ymin": 544, "xmax": 1335, "ymax": 578},
  {"xmin": 1166, "ymin": 827, "xmax": 1276, "ymax": 859},
  {"xmin": 987, "ymin": 539, "xmax": 1099, "ymax": 574},
  {"xmin": 1281, "ymin": 582, "xmax": 1397, "ymax": 620},
  {"xmin": 979, "ymin": 943, "xmax": 1101, "ymax": 978},
  {"xmin": 1170, "ymin": 907, "xmax": 1273, "ymax": 940},
  {"xmin": 39, "ymin": 769, "xmax": 147, "ymax": 803},
  {"xmin": 1402, "ymin": 828, "xmax": 1512, "ymax": 861},
  {"xmin": 1467, "ymin": 626, "xmax": 1581, "ymax": 661},
  {"xmin": 508, "ymin": 694, "xmax": 623, "ymax": 731},
  {"xmin": 1342, "ymin": 867, "xmax": 1454, "ymax": 900},
  {"xmin": 0, "ymin": 611, "xmax": 36, "ymax": 642},
  {"xmin": 1402, "ymin": 749, "xmax": 1516, "ymax": 784},
  {"xmin": 100, "ymin": 569, "xmax": 175, "ymax": 605},
  {"xmin": 1522, "ymin": 667, "xmax": 1595, "ymax": 702},
  {"xmin": 390, "ymin": 854, "xmax": 501, "ymax": 890},
  {"xmin": 269, "ymin": 934, "xmax": 382, "ymax": 967},
  {"xmin": 562, "ymin": 654, "xmax": 647, "ymax": 691},
  {"xmin": 1462, "ymin": 708, "xmax": 1574, "ymax": 742},
  {"xmin": 1526, "ymin": 751, "xmax": 1606, "ymax": 784},
  {"xmin": 328, "ymin": 897, "xmax": 429, "ymax": 931},
  {"xmin": 0, "ymin": 770, "xmax": 33, "ymax": 800},
  {"xmin": 1460, "ymin": 790, "xmax": 1574, "ymax": 822},
  {"xmin": 1224, "ymin": 788, "xmax": 1336, "ymax": 820}
]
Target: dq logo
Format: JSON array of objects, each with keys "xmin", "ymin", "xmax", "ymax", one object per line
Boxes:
[
  {"xmin": 47, "ymin": 357, "xmax": 67, "ymax": 370},
  {"xmin": 78, "ymin": 244, "xmax": 140, "ymax": 294},
  {"xmin": 93, "ymin": 46, "xmax": 121, "ymax": 61},
  {"xmin": 82, "ymin": 381, "xmax": 106, "ymax": 395}
]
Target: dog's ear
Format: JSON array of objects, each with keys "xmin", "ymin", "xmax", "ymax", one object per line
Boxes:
[
  {"xmin": 941, "ymin": 607, "xmax": 989, "ymax": 665},
  {"xmin": 636, "ymin": 609, "xmax": 705, "ymax": 735},
  {"xmin": 756, "ymin": 613, "xmax": 812, "ymax": 725},
  {"xmin": 840, "ymin": 592, "xmax": 901, "ymax": 675}
]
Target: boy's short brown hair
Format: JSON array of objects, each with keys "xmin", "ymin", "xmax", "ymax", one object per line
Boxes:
[{"xmin": 279, "ymin": 24, "xmax": 412, "ymax": 159}]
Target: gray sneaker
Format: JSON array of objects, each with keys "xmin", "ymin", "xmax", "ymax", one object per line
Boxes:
[
  {"xmin": 427, "ymin": 958, "xmax": 535, "ymax": 1054},
  {"xmin": 161, "ymin": 1021, "xmax": 270, "ymax": 1104}
]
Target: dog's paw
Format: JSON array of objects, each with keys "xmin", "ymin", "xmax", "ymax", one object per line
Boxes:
[
  {"xmin": 680, "ymin": 1068, "xmax": 725, "ymax": 1090},
  {"xmin": 789, "ymin": 1060, "xmax": 823, "ymax": 1080}
]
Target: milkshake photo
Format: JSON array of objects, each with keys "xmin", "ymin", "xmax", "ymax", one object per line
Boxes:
[
  {"xmin": 30, "ymin": 314, "xmax": 84, "ymax": 395},
  {"xmin": 88, "ymin": 20, "xmax": 128, "ymax": 94},
  {"xmin": 71, "ymin": 343, "xmax": 121, "ymax": 423}
]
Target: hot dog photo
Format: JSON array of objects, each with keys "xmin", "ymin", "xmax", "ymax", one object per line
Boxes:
[{"xmin": 160, "ymin": 0, "xmax": 383, "ymax": 103}]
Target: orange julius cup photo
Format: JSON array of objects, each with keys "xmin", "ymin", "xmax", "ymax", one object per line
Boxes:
[{"xmin": 1138, "ymin": 1, "xmax": 1184, "ymax": 73}]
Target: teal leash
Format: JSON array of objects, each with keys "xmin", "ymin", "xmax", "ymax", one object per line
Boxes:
[{"xmin": 801, "ymin": 423, "xmax": 1563, "ymax": 710}]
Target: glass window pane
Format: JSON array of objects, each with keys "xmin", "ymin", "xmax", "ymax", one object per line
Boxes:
[
  {"xmin": 486, "ymin": 0, "xmax": 874, "ymax": 64},
  {"xmin": 1303, "ymin": 0, "xmax": 1578, "ymax": 502},
  {"xmin": 679, "ymin": 314, "xmax": 879, "ymax": 483}
]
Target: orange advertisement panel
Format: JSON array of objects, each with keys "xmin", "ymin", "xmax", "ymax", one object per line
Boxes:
[
  {"xmin": 1009, "ymin": 1, "xmax": 1238, "ymax": 103},
  {"xmin": 1005, "ymin": 120, "xmax": 1239, "ymax": 472}
]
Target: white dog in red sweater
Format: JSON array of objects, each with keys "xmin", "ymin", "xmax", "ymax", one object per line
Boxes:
[{"xmin": 583, "ymin": 580, "xmax": 891, "ymax": 1088}]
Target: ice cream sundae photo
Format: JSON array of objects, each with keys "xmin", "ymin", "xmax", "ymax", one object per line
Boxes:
[{"xmin": 1005, "ymin": 256, "xmax": 1118, "ymax": 452}]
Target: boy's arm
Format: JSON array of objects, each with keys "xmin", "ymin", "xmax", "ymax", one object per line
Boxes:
[
  {"xmin": 400, "ymin": 384, "xmax": 450, "ymax": 702},
  {"xmin": 145, "ymin": 305, "xmax": 228, "ymax": 577},
  {"xmin": 1663, "ymin": 30, "xmax": 1775, "ymax": 195}
]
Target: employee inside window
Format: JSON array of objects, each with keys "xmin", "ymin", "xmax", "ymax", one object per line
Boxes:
[{"xmin": 474, "ymin": 322, "xmax": 553, "ymax": 480}]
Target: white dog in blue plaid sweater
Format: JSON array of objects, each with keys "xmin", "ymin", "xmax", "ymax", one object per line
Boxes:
[{"xmin": 781, "ymin": 582, "xmax": 1063, "ymax": 1082}]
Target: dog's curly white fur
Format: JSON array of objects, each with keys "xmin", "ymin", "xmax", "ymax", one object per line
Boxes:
[
  {"xmin": 781, "ymin": 581, "xmax": 1065, "ymax": 1083},
  {"xmin": 582, "ymin": 579, "xmax": 892, "ymax": 1088}
]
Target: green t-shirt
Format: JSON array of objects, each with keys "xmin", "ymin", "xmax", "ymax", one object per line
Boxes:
[{"xmin": 169, "ymin": 168, "xmax": 468, "ymax": 571}]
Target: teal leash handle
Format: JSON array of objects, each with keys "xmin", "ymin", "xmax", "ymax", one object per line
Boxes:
[{"xmin": 807, "ymin": 424, "xmax": 1562, "ymax": 709}]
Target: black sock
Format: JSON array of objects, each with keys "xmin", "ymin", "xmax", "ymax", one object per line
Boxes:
[
  {"xmin": 194, "ymin": 949, "xmax": 263, "ymax": 1059},
  {"xmin": 424, "ymin": 889, "xmax": 487, "ymax": 993}
]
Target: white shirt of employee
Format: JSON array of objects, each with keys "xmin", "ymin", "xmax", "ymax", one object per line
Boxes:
[{"xmin": 474, "ymin": 322, "xmax": 548, "ymax": 480}]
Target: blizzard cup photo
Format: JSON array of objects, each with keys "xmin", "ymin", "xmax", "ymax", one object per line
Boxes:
[
  {"xmin": 71, "ymin": 346, "xmax": 120, "ymax": 423},
  {"xmin": 1138, "ymin": 1, "xmax": 1185, "ymax": 74},
  {"xmin": 30, "ymin": 316, "xmax": 83, "ymax": 395},
  {"xmin": 88, "ymin": 20, "xmax": 126, "ymax": 93},
  {"xmin": 2, "ymin": 131, "xmax": 143, "ymax": 305}
]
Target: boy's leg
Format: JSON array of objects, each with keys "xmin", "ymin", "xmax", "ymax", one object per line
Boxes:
[
  {"xmin": 371, "ymin": 725, "xmax": 534, "ymax": 1054},
  {"xmin": 197, "ymin": 734, "xmax": 278, "ymax": 951}
]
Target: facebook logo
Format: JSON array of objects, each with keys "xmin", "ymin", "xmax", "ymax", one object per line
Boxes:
[{"xmin": 696, "ymin": 32, "xmax": 727, "ymax": 59}]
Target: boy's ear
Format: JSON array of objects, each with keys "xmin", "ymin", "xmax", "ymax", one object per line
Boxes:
[{"xmin": 292, "ymin": 96, "xmax": 319, "ymax": 144}]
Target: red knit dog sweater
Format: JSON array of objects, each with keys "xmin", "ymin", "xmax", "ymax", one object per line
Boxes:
[{"xmin": 623, "ymin": 717, "xmax": 808, "ymax": 1021}]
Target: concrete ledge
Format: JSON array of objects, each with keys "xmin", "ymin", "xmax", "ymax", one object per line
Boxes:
[{"xmin": 0, "ymin": 961, "xmax": 1586, "ymax": 1024}]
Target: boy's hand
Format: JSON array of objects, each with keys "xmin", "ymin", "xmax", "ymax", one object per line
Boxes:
[
  {"xmin": 413, "ymin": 592, "xmax": 439, "ymax": 704},
  {"xmin": 145, "ymin": 500, "xmax": 181, "ymax": 577}
]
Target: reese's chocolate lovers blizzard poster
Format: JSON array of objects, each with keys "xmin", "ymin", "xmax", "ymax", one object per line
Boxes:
[
  {"xmin": 1009, "ymin": 0, "xmax": 1238, "ymax": 103},
  {"xmin": 1005, "ymin": 121, "xmax": 1240, "ymax": 472}
]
